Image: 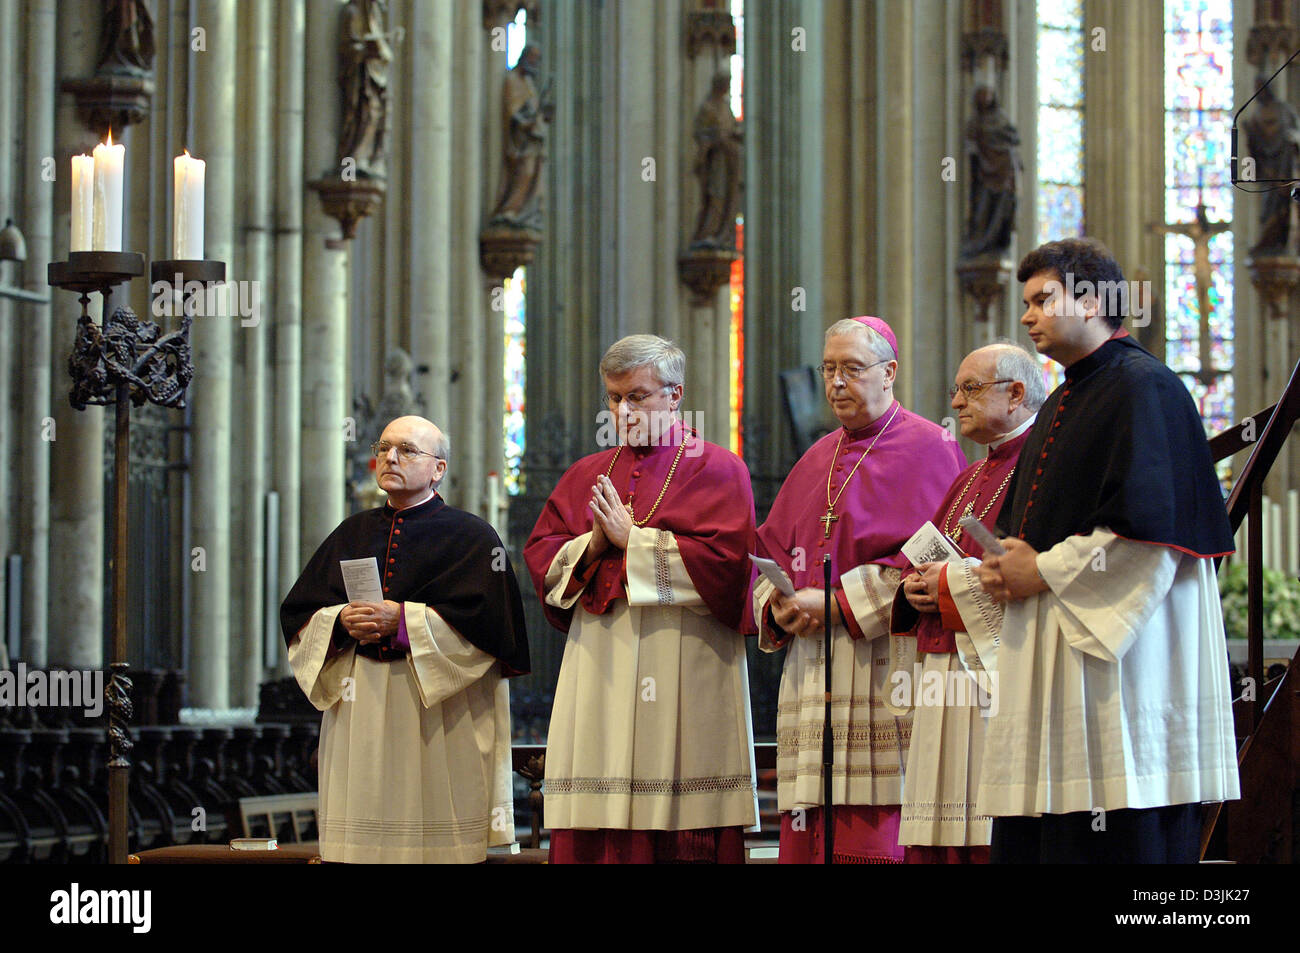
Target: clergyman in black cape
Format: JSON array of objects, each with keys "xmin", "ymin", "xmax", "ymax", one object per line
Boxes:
[{"xmin": 280, "ymin": 415, "xmax": 530, "ymax": 863}]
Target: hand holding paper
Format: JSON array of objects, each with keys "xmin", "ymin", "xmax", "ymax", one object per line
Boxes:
[{"xmin": 749, "ymin": 554, "xmax": 795, "ymax": 597}]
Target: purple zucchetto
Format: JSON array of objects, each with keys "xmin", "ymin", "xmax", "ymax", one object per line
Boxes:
[{"xmin": 851, "ymin": 315, "xmax": 898, "ymax": 359}]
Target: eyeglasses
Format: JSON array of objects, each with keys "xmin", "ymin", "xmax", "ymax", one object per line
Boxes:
[
  {"xmin": 817, "ymin": 359, "xmax": 889, "ymax": 382},
  {"xmin": 370, "ymin": 441, "xmax": 443, "ymax": 462},
  {"xmin": 948, "ymin": 379, "xmax": 1014, "ymax": 400},
  {"xmin": 606, "ymin": 386, "xmax": 672, "ymax": 408}
]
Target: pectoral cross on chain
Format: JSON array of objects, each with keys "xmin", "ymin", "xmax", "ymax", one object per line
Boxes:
[{"xmin": 821, "ymin": 508, "xmax": 838, "ymax": 538}]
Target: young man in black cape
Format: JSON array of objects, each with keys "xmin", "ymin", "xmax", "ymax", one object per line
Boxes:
[
  {"xmin": 280, "ymin": 415, "xmax": 530, "ymax": 863},
  {"xmin": 972, "ymin": 238, "xmax": 1239, "ymax": 863}
]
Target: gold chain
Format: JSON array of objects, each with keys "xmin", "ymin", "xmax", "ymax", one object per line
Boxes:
[
  {"xmin": 942, "ymin": 459, "xmax": 1016, "ymax": 540},
  {"xmin": 825, "ymin": 403, "xmax": 901, "ymax": 513},
  {"xmin": 604, "ymin": 432, "xmax": 693, "ymax": 526}
]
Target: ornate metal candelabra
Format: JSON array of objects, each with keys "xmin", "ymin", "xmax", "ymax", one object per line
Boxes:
[{"xmin": 47, "ymin": 251, "xmax": 224, "ymax": 865}]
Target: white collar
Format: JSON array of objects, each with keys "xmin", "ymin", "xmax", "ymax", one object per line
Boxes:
[
  {"xmin": 391, "ymin": 488, "xmax": 437, "ymax": 510},
  {"xmin": 989, "ymin": 413, "xmax": 1037, "ymax": 451}
]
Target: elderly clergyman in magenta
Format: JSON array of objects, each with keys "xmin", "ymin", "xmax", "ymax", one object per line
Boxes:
[{"xmin": 753, "ymin": 316, "xmax": 966, "ymax": 864}]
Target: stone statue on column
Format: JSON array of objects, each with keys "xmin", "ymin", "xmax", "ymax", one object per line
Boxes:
[
  {"xmin": 338, "ymin": 0, "xmax": 394, "ymax": 180},
  {"xmin": 960, "ymin": 85, "xmax": 1021, "ymax": 259},
  {"xmin": 97, "ymin": 0, "xmax": 156, "ymax": 77},
  {"xmin": 488, "ymin": 45, "xmax": 555, "ymax": 231},
  {"xmin": 1242, "ymin": 75, "xmax": 1300, "ymax": 255},
  {"xmin": 351, "ymin": 348, "xmax": 422, "ymax": 509},
  {"xmin": 689, "ymin": 72, "xmax": 743, "ymax": 251}
]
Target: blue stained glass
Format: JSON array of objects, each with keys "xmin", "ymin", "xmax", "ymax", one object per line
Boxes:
[
  {"xmin": 1168, "ymin": 338, "xmax": 1200, "ymax": 372},
  {"xmin": 1036, "ymin": 184, "xmax": 1084, "ymax": 246},
  {"xmin": 1036, "ymin": 2, "xmax": 1085, "ymax": 246},
  {"xmin": 503, "ymin": 266, "xmax": 527, "ymax": 495}
]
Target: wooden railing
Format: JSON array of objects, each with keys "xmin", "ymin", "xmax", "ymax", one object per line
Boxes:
[{"xmin": 1202, "ymin": 355, "xmax": 1300, "ymax": 861}]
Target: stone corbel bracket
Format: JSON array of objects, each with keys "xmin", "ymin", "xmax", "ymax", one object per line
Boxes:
[
  {"xmin": 308, "ymin": 177, "xmax": 387, "ymax": 249},
  {"xmin": 1247, "ymin": 253, "xmax": 1300, "ymax": 323},
  {"xmin": 961, "ymin": 28, "xmax": 1008, "ymax": 75},
  {"xmin": 677, "ymin": 247, "xmax": 737, "ymax": 307},
  {"xmin": 483, "ymin": 0, "xmax": 539, "ymax": 30},
  {"xmin": 479, "ymin": 225, "xmax": 541, "ymax": 280},
  {"xmin": 62, "ymin": 75, "xmax": 154, "ymax": 140},
  {"xmin": 1246, "ymin": 21, "xmax": 1298, "ymax": 68},
  {"xmin": 956, "ymin": 255, "xmax": 1014, "ymax": 323}
]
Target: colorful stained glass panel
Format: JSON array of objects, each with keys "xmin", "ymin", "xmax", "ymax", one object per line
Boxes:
[
  {"xmin": 1164, "ymin": 0, "xmax": 1233, "ymax": 444},
  {"xmin": 503, "ymin": 266, "xmax": 526, "ymax": 495}
]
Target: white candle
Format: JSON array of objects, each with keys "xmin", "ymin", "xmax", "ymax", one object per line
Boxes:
[
  {"xmin": 173, "ymin": 150, "xmax": 205, "ymax": 259},
  {"xmin": 92, "ymin": 131, "xmax": 125, "ymax": 252},
  {"xmin": 70, "ymin": 154, "xmax": 94, "ymax": 252}
]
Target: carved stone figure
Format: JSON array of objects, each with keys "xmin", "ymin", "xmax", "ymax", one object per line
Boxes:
[
  {"xmin": 338, "ymin": 0, "xmax": 394, "ymax": 179},
  {"xmin": 488, "ymin": 45, "xmax": 554, "ymax": 231},
  {"xmin": 1242, "ymin": 76, "xmax": 1300, "ymax": 254},
  {"xmin": 689, "ymin": 73, "xmax": 743, "ymax": 250},
  {"xmin": 961, "ymin": 85, "xmax": 1021, "ymax": 259},
  {"xmin": 97, "ymin": 0, "xmax": 156, "ymax": 77}
]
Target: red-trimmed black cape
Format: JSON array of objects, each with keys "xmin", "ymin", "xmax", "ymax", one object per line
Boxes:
[
  {"xmin": 280, "ymin": 493, "xmax": 531, "ymax": 677},
  {"xmin": 996, "ymin": 334, "xmax": 1234, "ymax": 558}
]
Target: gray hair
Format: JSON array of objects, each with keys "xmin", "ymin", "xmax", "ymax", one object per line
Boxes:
[
  {"xmin": 599, "ymin": 334, "xmax": 686, "ymax": 387},
  {"xmin": 824, "ymin": 318, "xmax": 896, "ymax": 362},
  {"xmin": 432, "ymin": 428, "xmax": 451, "ymax": 465},
  {"xmin": 984, "ymin": 341, "xmax": 1047, "ymax": 412}
]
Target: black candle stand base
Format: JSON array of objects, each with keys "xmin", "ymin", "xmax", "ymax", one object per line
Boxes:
[{"xmin": 47, "ymin": 251, "xmax": 145, "ymax": 295}]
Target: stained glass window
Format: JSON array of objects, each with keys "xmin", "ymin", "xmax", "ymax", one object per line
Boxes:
[
  {"xmin": 729, "ymin": 0, "xmax": 744, "ymax": 455},
  {"xmin": 1036, "ymin": 0, "xmax": 1085, "ymax": 247},
  {"xmin": 503, "ymin": 266, "xmax": 526, "ymax": 495},
  {"xmin": 503, "ymin": 9, "xmax": 527, "ymax": 495},
  {"xmin": 1164, "ymin": 0, "xmax": 1234, "ymax": 449},
  {"xmin": 1036, "ymin": 0, "xmax": 1085, "ymax": 394}
]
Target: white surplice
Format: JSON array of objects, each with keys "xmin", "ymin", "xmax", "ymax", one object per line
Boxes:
[
  {"xmin": 541, "ymin": 526, "xmax": 758, "ymax": 831},
  {"xmin": 289, "ymin": 601, "xmax": 516, "ymax": 863},
  {"xmin": 753, "ymin": 564, "xmax": 911, "ymax": 811},
  {"xmin": 896, "ymin": 557, "xmax": 1004, "ymax": 847},
  {"xmin": 974, "ymin": 527, "xmax": 1240, "ymax": 817}
]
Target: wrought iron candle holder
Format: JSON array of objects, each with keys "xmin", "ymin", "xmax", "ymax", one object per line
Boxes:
[{"xmin": 47, "ymin": 251, "xmax": 225, "ymax": 865}]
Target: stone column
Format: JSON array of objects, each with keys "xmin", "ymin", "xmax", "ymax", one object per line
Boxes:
[
  {"xmin": 406, "ymin": 0, "xmax": 454, "ymax": 500},
  {"xmin": 448, "ymin": 0, "xmax": 485, "ymax": 516},
  {"xmin": 0, "ymin": 0, "xmax": 15, "ymax": 581},
  {"xmin": 300, "ymin": 0, "xmax": 349, "ymax": 555},
  {"xmin": 188, "ymin": 0, "xmax": 237, "ymax": 707},
  {"xmin": 1238, "ymin": 0, "xmax": 1295, "ymax": 497},
  {"xmin": 821, "ymin": 0, "xmax": 876, "ymax": 329},
  {"xmin": 48, "ymin": 0, "xmax": 104, "ymax": 669},
  {"xmin": 273, "ymin": 0, "xmax": 305, "ymax": 676},
  {"xmin": 912, "ymin": 0, "xmax": 963, "ymax": 423},
  {"xmin": 151, "ymin": 0, "xmax": 190, "ymax": 670},
  {"xmin": 232, "ymin": 0, "xmax": 275, "ymax": 705},
  {"xmin": 1084, "ymin": 0, "xmax": 1165, "ymax": 356},
  {"xmin": 743, "ymin": 0, "xmax": 825, "ymax": 510},
  {"xmin": 678, "ymin": 0, "xmax": 734, "ymax": 448},
  {"xmin": 874, "ymin": 0, "xmax": 915, "ymax": 404}
]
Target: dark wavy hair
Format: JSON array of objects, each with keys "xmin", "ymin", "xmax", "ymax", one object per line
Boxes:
[{"xmin": 1017, "ymin": 237, "xmax": 1126, "ymax": 330}]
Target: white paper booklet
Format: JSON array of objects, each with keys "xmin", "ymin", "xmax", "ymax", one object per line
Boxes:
[
  {"xmin": 339, "ymin": 557, "xmax": 384, "ymax": 604},
  {"xmin": 901, "ymin": 521, "xmax": 964, "ymax": 566},
  {"xmin": 748, "ymin": 554, "xmax": 796, "ymax": 597}
]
